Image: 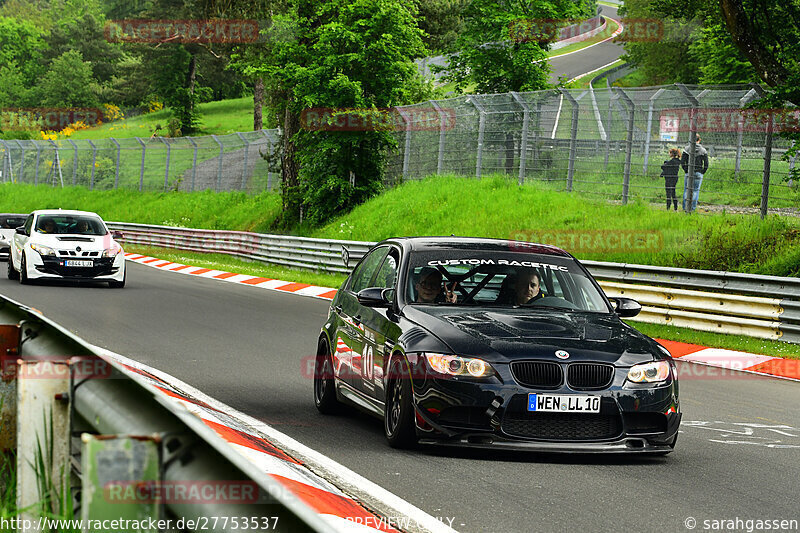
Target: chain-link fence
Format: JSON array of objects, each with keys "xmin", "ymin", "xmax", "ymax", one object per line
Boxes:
[{"xmin": 1, "ymin": 84, "xmax": 797, "ymax": 214}]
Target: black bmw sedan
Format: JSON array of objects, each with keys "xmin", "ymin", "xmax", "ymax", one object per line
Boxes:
[{"xmin": 314, "ymin": 237, "xmax": 680, "ymax": 454}]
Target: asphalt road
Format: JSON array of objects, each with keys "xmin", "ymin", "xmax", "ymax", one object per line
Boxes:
[
  {"xmin": 548, "ymin": 5, "xmax": 624, "ymax": 85},
  {"xmin": 2, "ymin": 261, "xmax": 799, "ymax": 533}
]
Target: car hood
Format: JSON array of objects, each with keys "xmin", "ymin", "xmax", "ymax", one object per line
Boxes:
[
  {"xmin": 31, "ymin": 234, "xmax": 117, "ymax": 251},
  {"xmin": 402, "ymin": 306, "xmax": 659, "ymax": 365}
]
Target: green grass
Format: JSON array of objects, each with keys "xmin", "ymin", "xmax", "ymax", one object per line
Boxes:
[
  {"xmin": 612, "ymin": 68, "xmax": 650, "ymax": 88},
  {"xmin": 627, "ymin": 320, "xmax": 800, "ymax": 360},
  {"xmin": 126, "ymin": 245, "xmax": 346, "ymax": 289}
]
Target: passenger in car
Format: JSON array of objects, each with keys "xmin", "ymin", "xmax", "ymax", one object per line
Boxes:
[{"xmin": 414, "ymin": 267, "xmax": 458, "ymax": 304}]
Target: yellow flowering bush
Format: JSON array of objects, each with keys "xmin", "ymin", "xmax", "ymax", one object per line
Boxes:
[
  {"xmin": 103, "ymin": 104, "xmax": 124, "ymax": 121},
  {"xmin": 148, "ymin": 100, "xmax": 164, "ymax": 113}
]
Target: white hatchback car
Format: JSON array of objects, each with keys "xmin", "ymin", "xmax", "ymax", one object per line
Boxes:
[{"xmin": 8, "ymin": 210, "xmax": 126, "ymax": 288}]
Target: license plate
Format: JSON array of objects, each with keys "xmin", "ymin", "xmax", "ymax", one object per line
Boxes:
[
  {"xmin": 63, "ymin": 260, "xmax": 93, "ymax": 267},
  {"xmin": 528, "ymin": 394, "xmax": 600, "ymax": 413}
]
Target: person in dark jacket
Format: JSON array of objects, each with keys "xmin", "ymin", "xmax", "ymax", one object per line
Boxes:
[
  {"xmin": 661, "ymin": 148, "xmax": 682, "ymax": 210},
  {"xmin": 680, "ymin": 135, "xmax": 709, "ymax": 211}
]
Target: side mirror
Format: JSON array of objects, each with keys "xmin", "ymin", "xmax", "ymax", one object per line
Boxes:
[
  {"xmin": 357, "ymin": 287, "xmax": 393, "ymax": 308},
  {"xmin": 15, "ymin": 226, "xmax": 26, "ymax": 236},
  {"xmin": 611, "ymin": 297, "xmax": 642, "ymax": 318},
  {"xmin": 112, "ymin": 231, "xmax": 124, "ymax": 240}
]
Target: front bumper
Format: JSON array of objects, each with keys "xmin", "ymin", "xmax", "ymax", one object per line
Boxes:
[
  {"xmin": 409, "ymin": 358, "xmax": 681, "ymax": 453},
  {"xmin": 27, "ymin": 252, "xmax": 125, "ymax": 281}
]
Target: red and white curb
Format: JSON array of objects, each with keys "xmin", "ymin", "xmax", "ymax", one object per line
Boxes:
[
  {"xmin": 125, "ymin": 252, "xmax": 800, "ymax": 382},
  {"xmin": 124, "ymin": 253, "xmax": 338, "ymax": 301},
  {"xmin": 656, "ymin": 339, "xmax": 800, "ymax": 381},
  {"xmin": 95, "ymin": 346, "xmax": 457, "ymax": 533}
]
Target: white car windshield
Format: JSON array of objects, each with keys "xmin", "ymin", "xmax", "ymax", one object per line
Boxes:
[{"xmin": 35, "ymin": 215, "xmax": 107, "ymax": 236}]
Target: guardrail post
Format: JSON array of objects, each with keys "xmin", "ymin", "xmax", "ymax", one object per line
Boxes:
[
  {"xmin": 135, "ymin": 137, "xmax": 146, "ymax": 191},
  {"xmin": 16, "ymin": 360, "xmax": 72, "ymax": 520},
  {"xmin": 67, "ymin": 139, "xmax": 78, "ymax": 186},
  {"xmin": 613, "ymin": 87, "xmax": 635, "ymax": 204},
  {"xmin": 88, "ymin": 139, "xmax": 97, "ymax": 190},
  {"xmin": 159, "ymin": 136, "xmax": 171, "ymax": 191},
  {"xmin": 559, "ymin": 88, "xmax": 579, "ymax": 192},
  {"xmin": 430, "ymin": 100, "xmax": 448, "ymax": 175},
  {"xmin": 643, "ymin": 88, "xmax": 665, "ymax": 174},
  {"xmin": 212, "ymin": 134, "xmax": 224, "ymax": 192},
  {"xmin": 468, "ymin": 96, "xmax": 486, "ymax": 179},
  {"xmin": 735, "ymin": 88, "xmax": 758, "ymax": 177},
  {"xmin": 676, "ymin": 84, "xmax": 700, "ymax": 213},
  {"xmin": 749, "ymin": 83, "xmax": 773, "ymax": 219},
  {"xmin": 110, "ymin": 137, "xmax": 121, "ymax": 189},
  {"xmin": 188, "ymin": 137, "xmax": 198, "ymax": 192},
  {"xmin": 34, "ymin": 141, "xmax": 42, "ymax": 185},
  {"xmin": 396, "ymin": 108, "xmax": 412, "ymax": 182},
  {"xmin": 511, "ymin": 92, "xmax": 530, "ymax": 185},
  {"xmin": 236, "ymin": 132, "xmax": 250, "ymax": 190}
]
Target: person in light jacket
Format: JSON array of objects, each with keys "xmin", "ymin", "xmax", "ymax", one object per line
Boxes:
[
  {"xmin": 681, "ymin": 135, "xmax": 709, "ymax": 211},
  {"xmin": 660, "ymin": 148, "xmax": 682, "ymax": 210}
]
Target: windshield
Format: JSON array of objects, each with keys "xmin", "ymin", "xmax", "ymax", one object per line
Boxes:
[
  {"xmin": 35, "ymin": 215, "xmax": 107, "ymax": 236},
  {"xmin": 406, "ymin": 250, "xmax": 611, "ymax": 313}
]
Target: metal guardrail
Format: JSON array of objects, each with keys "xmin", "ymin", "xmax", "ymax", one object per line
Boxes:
[
  {"xmin": 0, "ymin": 295, "xmax": 353, "ymax": 532},
  {"xmin": 109, "ymin": 222, "xmax": 800, "ymax": 344}
]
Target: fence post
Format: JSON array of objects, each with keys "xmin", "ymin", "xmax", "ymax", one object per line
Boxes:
[
  {"xmin": 604, "ymin": 81, "xmax": 614, "ymax": 169},
  {"xmin": 396, "ymin": 108, "xmax": 412, "ymax": 182},
  {"xmin": 643, "ymin": 88, "xmax": 665, "ymax": 174},
  {"xmin": 14, "ymin": 140, "xmax": 24, "ymax": 182},
  {"xmin": 429, "ymin": 100, "xmax": 447, "ymax": 175},
  {"xmin": 676, "ymin": 83, "xmax": 699, "ymax": 213},
  {"xmin": 613, "ymin": 87, "xmax": 635, "ymax": 204},
  {"xmin": 468, "ymin": 96, "xmax": 486, "ymax": 179},
  {"xmin": 187, "ymin": 137, "xmax": 198, "ymax": 191},
  {"xmin": 559, "ymin": 88, "xmax": 579, "ymax": 192},
  {"xmin": 48, "ymin": 139, "xmax": 63, "ymax": 187},
  {"xmin": 159, "ymin": 137, "xmax": 171, "ymax": 191},
  {"xmin": 212, "ymin": 135, "xmax": 224, "ymax": 192},
  {"xmin": 135, "ymin": 137, "xmax": 146, "ymax": 191},
  {"xmin": 110, "ymin": 137, "xmax": 121, "ymax": 189},
  {"xmin": 34, "ymin": 142, "xmax": 42, "ymax": 185},
  {"xmin": 511, "ymin": 92, "xmax": 530, "ymax": 185},
  {"xmin": 88, "ymin": 140, "xmax": 97, "ymax": 190},
  {"xmin": 236, "ymin": 132, "xmax": 250, "ymax": 190},
  {"xmin": 66, "ymin": 139, "xmax": 77, "ymax": 185},
  {"xmin": 0, "ymin": 140, "xmax": 9, "ymax": 182},
  {"xmin": 749, "ymin": 83, "xmax": 772, "ymax": 218},
  {"xmin": 735, "ymin": 88, "xmax": 757, "ymax": 177},
  {"xmin": 260, "ymin": 130, "xmax": 273, "ymax": 191}
]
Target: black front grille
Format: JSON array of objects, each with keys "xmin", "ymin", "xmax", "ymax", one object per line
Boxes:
[
  {"xmin": 437, "ymin": 407, "xmax": 491, "ymax": 429},
  {"xmin": 622, "ymin": 413, "xmax": 668, "ymax": 434},
  {"xmin": 501, "ymin": 412, "xmax": 623, "ymax": 440},
  {"xmin": 511, "ymin": 361, "xmax": 562, "ymax": 389},
  {"xmin": 567, "ymin": 363, "xmax": 614, "ymax": 390},
  {"xmin": 38, "ymin": 257, "xmax": 116, "ymax": 278}
]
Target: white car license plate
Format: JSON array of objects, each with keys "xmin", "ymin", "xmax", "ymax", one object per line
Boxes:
[
  {"xmin": 528, "ymin": 394, "xmax": 600, "ymax": 413},
  {"xmin": 64, "ymin": 260, "xmax": 93, "ymax": 267}
]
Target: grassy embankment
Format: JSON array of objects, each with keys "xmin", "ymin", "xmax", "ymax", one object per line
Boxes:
[{"xmin": 1, "ymin": 177, "xmax": 799, "ymax": 358}]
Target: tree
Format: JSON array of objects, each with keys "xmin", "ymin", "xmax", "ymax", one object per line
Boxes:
[
  {"xmin": 416, "ymin": 0, "xmax": 468, "ymax": 54},
  {"xmin": 34, "ymin": 50, "xmax": 100, "ymax": 108},
  {"xmin": 440, "ymin": 0, "xmax": 594, "ymax": 93},
  {"xmin": 0, "ymin": 16, "xmax": 47, "ymax": 97}
]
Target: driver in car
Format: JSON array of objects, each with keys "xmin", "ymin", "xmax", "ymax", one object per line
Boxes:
[
  {"xmin": 498, "ymin": 269, "xmax": 544, "ymax": 305},
  {"xmin": 38, "ymin": 219, "xmax": 57, "ymax": 234},
  {"xmin": 414, "ymin": 267, "xmax": 458, "ymax": 303}
]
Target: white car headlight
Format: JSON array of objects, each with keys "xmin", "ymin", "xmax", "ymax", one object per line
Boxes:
[
  {"xmin": 424, "ymin": 353, "xmax": 495, "ymax": 378},
  {"xmin": 102, "ymin": 247, "xmax": 120, "ymax": 258},
  {"xmin": 627, "ymin": 361, "xmax": 671, "ymax": 383},
  {"xmin": 30, "ymin": 243, "xmax": 56, "ymax": 256}
]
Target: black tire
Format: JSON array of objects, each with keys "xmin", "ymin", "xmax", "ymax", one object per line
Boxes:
[
  {"xmin": 108, "ymin": 269, "xmax": 126, "ymax": 288},
  {"xmin": 384, "ymin": 357, "xmax": 418, "ymax": 448},
  {"xmin": 18, "ymin": 253, "xmax": 29, "ymax": 285},
  {"xmin": 7, "ymin": 256, "xmax": 18, "ymax": 280},
  {"xmin": 314, "ymin": 339, "xmax": 341, "ymax": 414}
]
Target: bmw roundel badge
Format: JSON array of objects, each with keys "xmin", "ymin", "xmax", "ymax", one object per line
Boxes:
[{"xmin": 555, "ymin": 350, "xmax": 570, "ymax": 359}]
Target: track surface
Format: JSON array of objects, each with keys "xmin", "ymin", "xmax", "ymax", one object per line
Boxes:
[
  {"xmin": 2, "ymin": 261, "xmax": 799, "ymax": 532},
  {"xmin": 548, "ymin": 5, "xmax": 624, "ymax": 84}
]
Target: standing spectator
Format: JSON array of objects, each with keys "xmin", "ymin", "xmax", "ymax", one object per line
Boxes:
[
  {"xmin": 660, "ymin": 148, "xmax": 682, "ymax": 210},
  {"xmin": 681, "ymin": 134, "xmax": 709, "ymax": 211}
]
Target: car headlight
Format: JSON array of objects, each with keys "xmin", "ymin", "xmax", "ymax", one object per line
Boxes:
[
  {"xmin": 424, "ymin": 353, "xmax": 495, "ymax": 378},
  {"xmin": 627, "ymin": 361, "xmax": 671, "ymax": 383},
  {"xmin": 30, "ymin": 243, "xmax": 55, "ymax": 256},
  {"xmin": 102, "ymin": 247, "xmax": 120, "ymax": 257}
]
